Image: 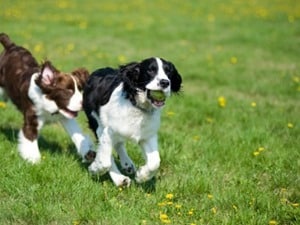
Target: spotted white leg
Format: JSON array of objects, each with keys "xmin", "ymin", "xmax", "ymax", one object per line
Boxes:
[
  {"xmin": 135, "ymin": 135, "xmax": 161, "ymax": 183},
  {"xmin": 88, "ymin": 127, "xmax": 113, "ymax": 174},
  {"xmin": 109, "ymin": 157, "xmax": 131, "ymax": 187},
  {"xmin": 60, "ymin": 118, "xmax": 94, "ymax": 162},
  {"xmin": 18, "ymin": 129, "xmax": 41, "ymax": 164},
  {"xmin": 115, "ymin": 142, "xmax": 136, "ymax": 175}
]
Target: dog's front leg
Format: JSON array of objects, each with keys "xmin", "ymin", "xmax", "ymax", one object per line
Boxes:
[
  {"xmin": 88, "ymin": 127, "xmax": 113, "ymax": 175},
  {"xmin": 135, "ymin": 135, "xmax": 161, "ymax": 183},
  {"xmin": 60, "ymin": 118, "xmax": 95, "ymax": 162},
  {"xmin": 109, "ymin": 158, "xmax": 131, "ymax": 187}
]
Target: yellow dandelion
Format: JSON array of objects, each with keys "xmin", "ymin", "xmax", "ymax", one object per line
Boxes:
[
  {"xmin": 118, "ymin": 55, "xmax": 127, "ymax": 64},
  {"xmin": 251, "ymin": 102, "xmax": 257, "ymax": 107},
  {"xmin": 258, "ymin": 147, "xmax": 265, "ymax": 152},
  {"xmin": 166, "ymin": 111, "xmax": 175, "ymax": 117},
  {"xmin": 193, "ymin": 135, "xmax": 200, "ymax": 141},
  {"xmin": 287, "ymin": 123, "xmax": 294, "ymax": 128},
  {"xmin": 291, "ymin": 203, "xmax": 299, "ymax": 207},
  {"xmin": 230, "ymin": 56, "xmax": 238, "ymax": 64},
  {"xmin": 159, "ymin": 213, "xmax": 168, "ymax": 220},
  {"xmin": 159, "ymin": 213, "xmax": 171, "ymax": 224},
  {"xmin": 0, "ymin": 101, "xmax": 6, "ymax": 108},
  {"xmin": 218, "ymin": 96, "xmax": 226, "ymax": 108},
  {"xmin": 119, "ymin": 187, "xmax": 123, "ymax": 192},
  {"xmin": 206, "ymin": 117, "xmax": 214, "ymax": 123},
  {"xmin": 191, "ymin": 223, "xmax": 196, "ymax": 225},
  {"xmin": 232, "ymin": 205, "xmax": 238, "ymax": 211},
  {"xmin": 166, "ymin": 193, "xmax": 174, "ymax": 200},
  {"xmin": 34, "ymin": 43, "xmax": 43, "ymax": 53},
  {"xmin": 175, "ymin": 204, "xmax": 182, "ymax": 209},
  {"xmin": 269, "ymin": 220, "xmax": 277, "ymax": 225},
  {"xmin": 211, "ymin": 207, "xmax": 217, "ymax": 214},
  {"xmin": 141, "ymin": 219, "xmax": 147, "ymax": 224},
  {"xmin": 207, "ymin": 194, "xmax": 213, "ymax": 199},
  {"xmin": 158, "ymin": 202, "xmax": 167, "ymax": 207},
  {"xmin": 188, "ymin": 208, "xmax": 194, "ymax": 215},
  {"xmin": 292, "ymin": 76, "xmax": 299, "ymax": 83},
  {"xmin": 72, "ymin": 220, "xmax": 80, "ymax": 225},
  {"xmin": 253, "ymin": 151, "xmax": 260, "ymax": 156}
]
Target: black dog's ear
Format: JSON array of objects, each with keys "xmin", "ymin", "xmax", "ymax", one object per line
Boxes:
[
  {"xmin": 120, "ymin": 62, "xmax": 140, "ymax": 82},
  {"xmin": 168, "ymin": 63, "xmax": 182, "ymax": 93}
]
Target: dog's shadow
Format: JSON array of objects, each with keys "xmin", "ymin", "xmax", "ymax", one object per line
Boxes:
[
  {"xmin": 0, "ymin": 126, "xmax": 157, "ymax": 192},
  {"xmin": 0, "ymin": 126, "xmax": 78, "ymax": 158}
]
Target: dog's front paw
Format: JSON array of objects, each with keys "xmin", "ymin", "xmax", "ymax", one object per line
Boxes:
[
  {"xmin": 112, "ymin": 175, "xmax": 131, "ymax": 187},
  {"xmin": 88, "ymin": 160, "xmax": 111, "ymax": 175},
  {"xmin": 135, "ymin": 166, "xmax": 158, "ymax": 183}
]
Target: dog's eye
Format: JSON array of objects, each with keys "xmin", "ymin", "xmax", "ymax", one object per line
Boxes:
[
  {"xmin": 163, "ymin": 65, "xmax": 172, "ymax": 74},
  {"xmin": 148, "ymin": 65, "xmax": 157, "ymax": 73}
]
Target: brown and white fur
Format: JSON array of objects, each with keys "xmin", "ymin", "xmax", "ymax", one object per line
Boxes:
[{"xmin": 0, "ymin": 33, "xmax": 95, "ymax": 163}]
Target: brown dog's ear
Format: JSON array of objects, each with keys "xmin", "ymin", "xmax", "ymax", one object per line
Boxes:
[
  {"xmin": 71, "ymin": 68, "xmax": 89, "ymax": 89},
  {"xmin": 40, "ymin": 61, "xmax": 59, "ymax": 85}
]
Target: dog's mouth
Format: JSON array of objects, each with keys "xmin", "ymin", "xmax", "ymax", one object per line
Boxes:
[
  {"xmin": 147, "ymin": 90, "xmax": 166, "ymax": 108},
  {"xmin": 59, "ymin": 108, "xmax": 79, "ymax": 119}
]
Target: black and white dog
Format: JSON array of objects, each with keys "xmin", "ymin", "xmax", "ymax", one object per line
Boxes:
[{"xmin": 83, "ymin": 57, "xmax": 182, "ymax": 187}]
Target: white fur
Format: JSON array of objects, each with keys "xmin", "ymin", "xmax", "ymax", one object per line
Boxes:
[
  {"xmin": 18, "ymin": 129, "xmax": 41, "ymax": 163},
  {"xmin": 89, "ymin": 83, "xmax": 162, "ymax": 186},
  {"xmin": 18, "ymin": 73, "xmax": 93, "ymax": 163}
]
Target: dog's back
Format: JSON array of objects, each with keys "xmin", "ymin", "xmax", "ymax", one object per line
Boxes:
[{"xmin": 0, "ymin": 33, "xmax": 39, "ymax": 109}]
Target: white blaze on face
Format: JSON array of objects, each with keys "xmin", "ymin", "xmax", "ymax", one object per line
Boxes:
[
  {"xmin": 67, "ymin": 76, "xmax": 82, "ymax": 112},
  {"xmin": 146, "ymin": 58, "xmax": 171, "ymax": 96}
]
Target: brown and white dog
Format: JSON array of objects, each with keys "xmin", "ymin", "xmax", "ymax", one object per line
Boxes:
[{"xmin": 0, "ymin": 33, "xmax": 95, "ymax": 163}]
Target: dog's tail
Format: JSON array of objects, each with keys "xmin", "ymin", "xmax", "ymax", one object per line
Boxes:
[{"xmin": 0, "ymin": 33, "xmax": 15, "ymax": 50}]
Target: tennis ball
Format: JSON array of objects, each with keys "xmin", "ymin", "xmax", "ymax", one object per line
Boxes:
[{"xmin": 149, "ymin": 90, "xmax": 166, "ymax": 101}]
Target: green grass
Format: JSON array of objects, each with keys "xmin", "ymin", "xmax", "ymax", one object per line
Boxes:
[{"xmin": 0, "ymin": 0, "xmax": 299, "ymax": 224}]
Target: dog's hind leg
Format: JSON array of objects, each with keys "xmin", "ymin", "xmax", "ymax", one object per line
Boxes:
[{"xmin": 115, "ymin": 142, "xmax": 136, "ymax": 175}]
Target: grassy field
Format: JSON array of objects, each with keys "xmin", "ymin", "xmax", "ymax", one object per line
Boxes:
[{"xmin": 0, "ymin": 0, "xmax": 299, "ymax": 224}]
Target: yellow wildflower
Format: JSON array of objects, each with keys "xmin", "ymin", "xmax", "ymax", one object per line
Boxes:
[
  {"xmin": 34, "ymin": 43, "xmax": 43, "ymax": 53},
  {"xmin": 175, "ymin": 204, "xmax": 182, "ymax": 209},
  {"xmin": 165, "ymin": 193, "xmax": 174, "ymax": 200},
  {"xmin": 166, "ymin": 111, "xmax": 175, "ymax": 117},
  {"xmin": 232, "ymin": 205, "xmax": 238, "ymax": 211},
  {"xmin": 193, "ymin": 135, "xmax": 200, "ymax": 141},
  {"xmin": 269, "ymin": 220, "xmax": 277, "ymax": 225},
  {"xmin": 258, "ymin": 147, "xmax": 265, "ymax": 152},
  {"xmin": 0, "ymin": 101, "xmax": 6, "ymax": 108},
  {"xmin": 211, "ymin": 207, "xmax": 217, "ymax": 214},
  {"xmin": 159, "ymin": 213, "xmax": 171, "ymax": 224},
  {"xmin": 118, "ymin": 55, "xmax": 127, "ymax": 64},
  {"xmin": 218, "ymin": 96, "xmax": 226, "ymax": 108},
  {"xmin": 291, "ymin": 203, "xmax": 299, "ymax": 207},
  {"xmin": 253, "ymin": 151, "xmax": 260, "ymax": 156},
  {"xmin": 287, "ymin": 123, "xmax": 294, "ymax": 128},
  {"xmin": 251, "ymin": 102, "xmax": 257, "ymax": 107},
  {"xmin": 230, "ymin": 56, "xmax": 238, "ymax": 64},
  {"xmin": 207, "ymin": 194, "xmax": 213, "ymax": 199}
]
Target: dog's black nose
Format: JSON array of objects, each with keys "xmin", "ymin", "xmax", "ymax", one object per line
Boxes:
[{"xmin": 159, "ymin": 79, "xmax": 170, "ymax": 88}]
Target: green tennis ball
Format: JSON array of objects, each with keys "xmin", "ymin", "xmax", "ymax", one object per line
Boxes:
[{"xmin": 149, "ymin": 90, "xmax": 166, "ymax": 101}]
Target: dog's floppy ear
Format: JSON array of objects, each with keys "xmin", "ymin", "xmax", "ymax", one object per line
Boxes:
[
  {"xmin": 71, "ymin": 68, "xmax": 89, "ymax": 89},
  {"xmin": 40, "ymin": 61, "xmax": 58, "ymax": 85},
  {"xmin": 120, "ymin": 62, "xmax": 140, "ymax": 82},
  {"xmin": 168, "ymin": 63, "xmax": 182, "ymax": 93}
]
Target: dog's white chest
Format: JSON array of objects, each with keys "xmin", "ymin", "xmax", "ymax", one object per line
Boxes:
[{"xmin": 99, "ymin": 85, "xmax": 161, "ymax": 142}]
